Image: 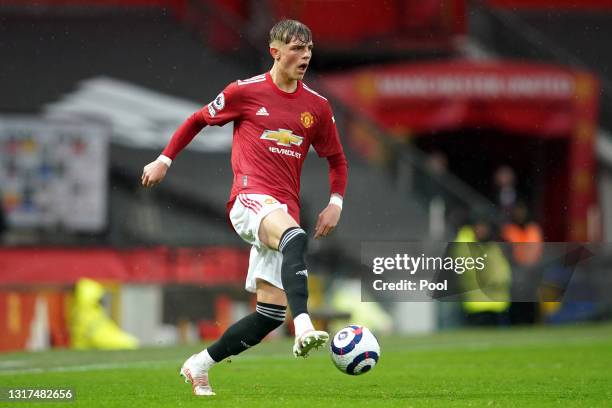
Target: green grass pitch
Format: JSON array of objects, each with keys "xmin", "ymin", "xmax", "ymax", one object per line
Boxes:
[{"xmin": 1, "ymin": 323, "xmax": 610, "ymax": 407}]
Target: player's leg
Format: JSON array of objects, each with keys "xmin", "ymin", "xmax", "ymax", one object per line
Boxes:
[
  {"xmin": 181, "ymin": 195, "xmax": 290, "ymax": 396},
  {"xmin": 259, "ymin": 209, "xmax": 329, "ymax": 357},
  {"xmin": 206, "ymin": 279, "xmax": 286, "ymax": 361},
  {"xmin": 180, "ymin": 279, "xmax": 287, "ymax": 396},
  {"xmin": 258, "ymin": 207, "xmax": 299, "ymax": 249},
  {"xmin": 255, "ymin": 278, "xmax": 287, "ymax": 306}
]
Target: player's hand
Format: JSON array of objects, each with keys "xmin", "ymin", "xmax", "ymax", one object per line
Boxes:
[
  {"xmin": 314, "ymin": 204, "xmax": 341, "ymax": 239},
  {"xmin": 141, "ymin": 160, "xmax": 168, "ymax": 188}
]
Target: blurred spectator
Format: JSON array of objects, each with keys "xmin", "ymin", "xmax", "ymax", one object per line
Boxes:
[
  {"xmin": 425, "ymin": 150, "xmax": 448, "ymax": 176},
  {"xmin": 424, "ymin": 151, "xmax": 449, "ymax": 239},
  {"xmin": 493, "ymin": 165, "xmax": 517, "ymax": 220},
  {"xmin": 453, "ymin": 215, "xmax": 511, "ymax": 327},
  {"xmin": 502, "ymin": 202, "xmax": 543, "ymax": 266},
  {"xmin": 502, "ymin": 202, "xmax": 543, "ymax": 325}
]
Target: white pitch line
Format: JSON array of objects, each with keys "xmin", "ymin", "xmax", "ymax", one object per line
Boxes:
[
  {"xmin": 0, "ymin": 359, "xmax": 179, "ymax": 376},
  {"xmin": 0, "ymin": 361, "xmax": 26, "ymax": 368}
]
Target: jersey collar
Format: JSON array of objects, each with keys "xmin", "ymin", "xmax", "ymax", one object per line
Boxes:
[{"xmin": 266, "ymin": 71, "xmax": 303, "ymax": 98}]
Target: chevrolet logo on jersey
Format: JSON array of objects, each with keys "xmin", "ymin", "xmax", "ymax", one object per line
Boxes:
[{"xmin": 260, "ymin": 129, "xmax": 304, "ymax": 147}]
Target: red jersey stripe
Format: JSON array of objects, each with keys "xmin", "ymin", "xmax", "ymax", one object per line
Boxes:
[{"xmin": 238, "ymin": 194, "xmax": 260, "ymax": 214}]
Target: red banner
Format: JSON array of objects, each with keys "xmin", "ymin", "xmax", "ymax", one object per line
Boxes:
[{"xmin": 322, "ymin": 61, "xmax": 592, "ymax": 137}]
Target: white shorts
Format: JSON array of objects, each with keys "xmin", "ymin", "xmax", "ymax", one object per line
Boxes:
[{"xmin": 229, "ymin": 193, "xmax": 288, "ymax": 293}]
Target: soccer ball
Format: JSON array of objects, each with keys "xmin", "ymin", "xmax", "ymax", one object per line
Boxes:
[{"xmin": 330, "ymin": 325, "xmax": 380, "ymax": 375}]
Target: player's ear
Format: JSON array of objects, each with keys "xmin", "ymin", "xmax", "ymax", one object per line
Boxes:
[{"xmin": 269, "ymin": 45, "xmax": 280, "ymax": 61}]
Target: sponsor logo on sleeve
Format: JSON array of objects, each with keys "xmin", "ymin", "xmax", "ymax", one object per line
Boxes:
[
  {"xmin": 212, "ymin": 93, "xmax": 225, "ymax": 111},
  {"xmin": 207, "ymin": 103, "xmax": 216, "ymax": 117},
  {"xmin": 207, "ymin": 92, "xmax": 225, "ymax": 118}
]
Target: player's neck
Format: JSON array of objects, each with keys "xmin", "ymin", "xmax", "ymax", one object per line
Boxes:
[{"xmin": 269, "ymin": 66, "xmax": 298, "ymax": 93}]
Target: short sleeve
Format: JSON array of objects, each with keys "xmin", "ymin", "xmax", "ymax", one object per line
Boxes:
[
  {"xmin": 312, "ymin": 102, "xmax": 343, "ymax": 157},
  {"xmin": 200, "ymin": 82, "xmax": 242, "ymax": 126}
]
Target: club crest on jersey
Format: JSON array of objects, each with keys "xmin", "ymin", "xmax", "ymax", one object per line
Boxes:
[
  {"xmin": 260, "ymin": 129, "xmax": 303, "ymax": 147},
  {"xmin": 300, "ymin": 112, "xmax": 314, "ymax": 128}
]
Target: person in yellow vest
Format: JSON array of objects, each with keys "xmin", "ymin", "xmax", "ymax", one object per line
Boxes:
[
  {"xmin": 501, "ymin": 202, "xmax": 543, "ymax": 325},
  {"xmin": 453, "ymin": 216, "xmax": 511, "ymax": 326}
]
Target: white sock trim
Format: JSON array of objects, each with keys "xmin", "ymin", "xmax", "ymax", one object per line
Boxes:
[
  {"xmin": 256, "ymin": 306, "xmax": 286, "ymax": 321},
  {"xmin": 293, "ymin": 313, "xmax": 315, "ymax": 337},
  {"xmin": 278, "ymin": 228, "xmax": 306, "ymax": 252}
]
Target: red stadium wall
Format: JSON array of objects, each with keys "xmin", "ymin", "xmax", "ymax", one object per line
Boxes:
[
  {"xmin": 0, "ymin": 246, "xmax": 250, "ymax": 351},
  {"xmin": 0, "ymin": 291, "xmax": 70, "ymax": 351},
  {"xmin": 0, "ymin": 292, "xmax": 37, "ymax": 351},
  {"xmin": 0, "ymin": 247, "xmax": 249, "ymax": 286}
]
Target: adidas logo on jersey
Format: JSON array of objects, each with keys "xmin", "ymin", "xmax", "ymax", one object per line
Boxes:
[{"xmin": 256, "ymin": 107, "xmax": 269, "ymax": 116}]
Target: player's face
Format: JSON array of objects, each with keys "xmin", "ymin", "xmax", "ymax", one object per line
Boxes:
[{"xmin": 278, "ymin": 37, "xmax": 313, "ymax": 80}]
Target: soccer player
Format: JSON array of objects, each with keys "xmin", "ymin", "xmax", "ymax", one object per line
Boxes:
[{"xmin": 141, "ymin": 19, "xmax": 348, "ymax": 396}]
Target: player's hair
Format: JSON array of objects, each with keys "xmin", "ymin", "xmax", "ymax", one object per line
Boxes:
[{"xmin": 269, "ymin": 19, "xmax": 312, "ymax": 45}]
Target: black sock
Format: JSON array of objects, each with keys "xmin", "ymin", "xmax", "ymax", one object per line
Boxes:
[
  {"xmin": 206, "ymin": 302, "xmax": 286, "ymax": 362},
  {"xmin": 278, "ymin": 227, "xmax": 309, "ymax": 318}
]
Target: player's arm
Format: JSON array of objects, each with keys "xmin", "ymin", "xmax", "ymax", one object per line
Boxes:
[
  {"xmin": 312, "ymin": 102, "xmax": 348, "ymax": 239},
  {"xmin": 314, "ymin": 151, "xmax": 348, "ymax": 239},
  {"xmin": 141, "ymin": 111, "xmax": 207, "ymax": 187},
  {"xmin": 141, "ymin": 84, "xmax": 241, "ymax": 188}
]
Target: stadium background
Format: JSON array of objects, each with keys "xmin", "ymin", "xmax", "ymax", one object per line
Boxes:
[{"xmin": 0, "ymin": 1, "xmax": 611, "ymax": 400}]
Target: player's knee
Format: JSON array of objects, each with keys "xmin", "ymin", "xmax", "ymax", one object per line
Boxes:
[{"xmin": 256, "ymin": 279, "xmax": 287, "ymax": 305}]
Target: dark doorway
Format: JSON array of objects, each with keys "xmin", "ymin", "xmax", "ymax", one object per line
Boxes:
[{"xmin": 414, "ymin": 128, "xmax": 569, "ymax": 240}]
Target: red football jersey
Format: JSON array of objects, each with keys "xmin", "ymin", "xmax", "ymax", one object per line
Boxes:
[{"xmin": 200, "ymin": 72, "xmax": 344, "ymax": 222}]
